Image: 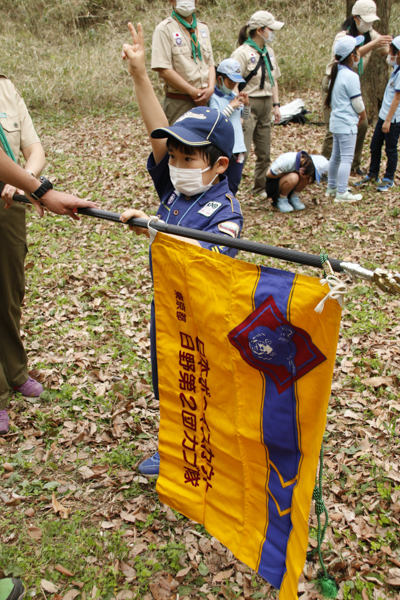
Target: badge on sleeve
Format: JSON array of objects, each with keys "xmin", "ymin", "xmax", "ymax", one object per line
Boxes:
[
  {"xmin": 200, "ymin": 29, "xmax": 208, "ymax": 38},
  {"xmin": 249, "ymin": 52, "xmax": 256, "ymax": 64},
  {"xmin": 197, "ymin": 201, "xmax": 222, "ymax": 217},
  {"xmin": 165, "ymin": 191, "xmax": 178, "ymax": 207},
  {"xmin": 173, "ymin": 32, "xmax": 182, "ymax": 45},
  {"xmin": 218, "ymin": 221, "xmax": 240, "ymax": 238}
]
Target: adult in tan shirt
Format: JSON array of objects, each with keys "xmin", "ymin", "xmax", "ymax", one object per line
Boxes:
[
  {"xmin": 231, "ymin": 11, "xmax": 283, "ymax": 195},
  {"xmin": 151, "ymin": 0, "xmax": 215, "ymax": 125},
  {"xmin": 321, "ymin": 0, "xmax": 391, "ymax": 174}
]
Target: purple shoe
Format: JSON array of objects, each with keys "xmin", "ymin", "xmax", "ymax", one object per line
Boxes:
[
  {"xmin": 13, "ymin": 377, "xmax": 44, "ymax": 397},
  {"xmin": 0, "ymin": 409, "xmax": 9, "ymax": 435}
]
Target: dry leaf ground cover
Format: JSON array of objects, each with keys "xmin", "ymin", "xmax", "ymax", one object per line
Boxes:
[{"xmin": 0, "ymin": 92, "xmax": 399, "ymax": 600}]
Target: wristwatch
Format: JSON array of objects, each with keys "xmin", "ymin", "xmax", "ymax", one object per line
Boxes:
[{"xmin": 30, "ymin": 176, "xmax": 53, "ymax": 201}]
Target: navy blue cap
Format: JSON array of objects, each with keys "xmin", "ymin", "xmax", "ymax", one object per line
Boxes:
[{"xmin": 151, "ymin": 107, "xmax": 235, "ymax": 158}]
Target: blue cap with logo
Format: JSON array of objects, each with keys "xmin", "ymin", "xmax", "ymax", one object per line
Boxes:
[
  {"xmin": 217, "ymin": 58, "xmax": 246, "ymax": 83},
  {"xmin": 151, "ymin": 107, "xmax": 235, "ymax": 158},
  {"xmin": 311, "ymin": 155, "xmax": 328, "ymax": 184},
  {"xmin": 334, "ymin": 35, "xmax": 365, "ymax": 61}
]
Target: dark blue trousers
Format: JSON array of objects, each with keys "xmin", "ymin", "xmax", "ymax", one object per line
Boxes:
[
  {"xmin": 226, "ymin": 154, "xmax": 244, "ymax": 196},
  {"xmin": 369, "ymin": 117, "xmax": 400, "ymax": 181}
]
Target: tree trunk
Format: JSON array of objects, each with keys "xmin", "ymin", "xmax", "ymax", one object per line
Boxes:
[{"xmin": 346, "ymin": 0, "xmax": 394, "ymax": 120}]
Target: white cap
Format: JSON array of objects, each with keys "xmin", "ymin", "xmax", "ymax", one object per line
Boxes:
[
  {"xmin": 334, "ymin": 35, "xmax": 365, "ymax": 61},
  {"xmin": 352, "ymin": 0, "xmax": 380, "ymax": 23},
  {"xmin": 247, "ymin": 11, "xmax": 284, "ymax": 31},
  {"xmin": 311, "ymin": 155, "xmax": 328, "ymax": 184},
  {"xmin": 392, "ymin": 35, "xmax": 400, "ymax": 51}
]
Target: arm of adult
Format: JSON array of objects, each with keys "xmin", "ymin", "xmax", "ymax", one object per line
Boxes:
[
  {"xmin": 272, "ymin": 83, "xmax": 281, "ymax": 124},
  {"xmin": 1, "ymin": 142, "xmax": 46, "ymax": 203},
  {"xmin": 0, "ymin": 147, "xmax": 97, "ymax": 219},
  {"xmin": 120, "ymin": 208, "xmax": 200, "ymax": 245},
  {"xmin": 195, "ymin": 66, "xmax": 216, "ymax": 104},
  {"xmin": 122, "ymin": 22, "xmax": 171, "ymax": 166},
  {"xmin": 359, "ymin": 34, "xmax": 392, "ymax": 58},
  {"xmin": 382, "ymin": 91, "xmax": 400, "ymax": 133},
  {"xmin": 156, "ymin": 67, "xmax": 204, "ymax": 100}
]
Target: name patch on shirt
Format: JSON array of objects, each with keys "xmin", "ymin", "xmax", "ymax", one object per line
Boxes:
[
  {"xmin": 173, "ymin": 32, "xmax": 182, "ymax": 45},
  {"xmin": 218, "ymin": 221, "xmax": 240, "ymax": 238},
  {"xmin": 165, "ymin": 191, "xmax": 178, "ymax": 207},
  {"xmin": 197, "ymin": 201, "xmax": 222, "ymax": 217},
  {"xmin": 0, "ymin": 113, "xmax": 6, "ymax": 118},
  {"xmin": 200, "ymin": 29, "xmax": 208, "ymax": 38}
]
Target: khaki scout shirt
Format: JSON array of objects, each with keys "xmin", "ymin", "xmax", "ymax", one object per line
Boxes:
[
  {"xmin": 0, "ymin": 75, "xmax": 40, "ymax": 162},
  {"xmin": 151, "ymin": 16, "xmax": 214, "ymax": 94},
  {"xmin": 325, "ymin": 29, "xmax": 381, "ymax": 76},
  {"xmin": 231, "ymin": 44, "xmax": 281, "ymax": 98}
]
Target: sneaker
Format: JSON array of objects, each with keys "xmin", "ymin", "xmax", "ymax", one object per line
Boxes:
[
  {"xmin": 334, "ymin": 190, "xmax": 362, "ymax": 203},
  {"xmin": 0, "ymin": 409, "xmax": 9, "ymax": 436},
  {"xmin": 276, "ymin": 197, "xmax": 293, "ymax": 213},
  {"xmin": 354, "ymin": 174, "xmax": 379, "ymax": 187},
  {"xmin": 0, "ymin": 578, "xmax": 25, "ymax": 600},
  {"xmin": 351, "ymin": 167, "xmax": 366, "ymax": 177},
  {"xmin": 13, "ymin": 377, "xmax": 43, "ymax": 397},
  {"xmin": 138, "ymin": 451, "xmax": 160, "ymax": 477},
  {"xmin": 325, "ymin": 187, "xmax": 337, "ymax": 196},
  {"xmin": 377, "ymin": 178, "xmax": 394, "ymax": 192},
  {"xmin": 255, "ymin": 190, "xmax": 267, "ymax": 198},
  {"xmin": 288, "ymin": 195, "xmax": 305, "ymax": 210}
]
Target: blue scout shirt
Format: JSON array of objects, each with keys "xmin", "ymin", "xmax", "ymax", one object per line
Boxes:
[
  {"xmin": 270, "ymin": 152, "xmax": 302, "ymax": 176},
  {"xmin": 329, "ymin": 65, "xmax": 361, "ymax": 135},
  {"xmin": 379, "ymin": 66, "xmax": 400, "ymax": 122},
  {"xmin": 148, "ymin": 152, "xmax": 243, "ymax": 257},
  {"xmin": 209, "ymin": 88, "xmax": 247, "ymax": 154}
]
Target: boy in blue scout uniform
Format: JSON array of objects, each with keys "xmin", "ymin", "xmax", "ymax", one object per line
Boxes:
[
  {"xmin": 210, "ymin": 58, "xmax": 251, "ymax": 196},
  {"xmin": 120, "ymin": 22, "xmax": 243, "ymax": 476},
  {"xmin": 356, "ymin": 35, "xmax": 400, "ymax": 191}
]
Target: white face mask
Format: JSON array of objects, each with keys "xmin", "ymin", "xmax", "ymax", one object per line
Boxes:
[
  {"xmin": 352, "ymin": 56, "xmax": 360, "ymax": 69},
  {"xmin": 261, "ymin": 29, "xmax": 275, "ymax": 43},
  {"xmin": 175, "ymin": 0, "xmax": 195, "ymax": 18},
  {"xmin": 387, "ymin": 54, "xmax": 397, "ymax": 67},
  {"xmin": 356, "ymin": 17, "xmax": 372, "ymax": 34},
  {"xmin": 168, "ymin": 161, "xmax": 221, "ymax": 196}
]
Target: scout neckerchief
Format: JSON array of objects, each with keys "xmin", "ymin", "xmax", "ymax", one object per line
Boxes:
[
  {"xmin": 172, "ymin": 9, "xmax": 202, "ymax": 64},
  {"xmin": 244, "ymin": 36, "xmax": 275, "ymax": 87},
  {"xmin": 0, "ymin": 124, "xmax": 16, "ymax": 162}
]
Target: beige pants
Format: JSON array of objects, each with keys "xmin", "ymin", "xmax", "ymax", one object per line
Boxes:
[
  {"xmin": 321, "ymin": 74, "xmax": 368, "ymax": 170},
  {"xmin": 243, "ymin": 96, "xmax": 272, "ymax": 194},
  {"xmin": 163, "ymin": 96, "xmax": 197, "ymax": 126},
  {"xmin": 0, "ymin": 200, "xmax": 29, "ymax": 408}
]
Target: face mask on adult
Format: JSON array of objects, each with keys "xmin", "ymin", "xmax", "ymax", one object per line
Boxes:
[
  {"xmin": 175, "ymin": 0, "xmax": 196, "ymax": 18},
  {"xmin": 168, "ymin": 161, "xmax": 221, "ymax": 196},
  {"xmin": 356, "ymin": 18, "xmax": 373, "ymax": 34},
  {"xmin": 387, "ymin": 54, "xmax": 398, "ymax": 67},
  {"xmin": 261, "ymin": 29, "xmax": 275, "ymax": 43}
]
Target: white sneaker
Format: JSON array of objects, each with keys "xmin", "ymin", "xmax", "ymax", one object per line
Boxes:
[
  {"xmin": 334, "ymin": 190, "xmax": 362, "ymax": 203},
  {"xmin": 257, "ymin": 190, "xmax": 267, "ymax": 198},
  {"xmin": 325, "ymin": 187, "xmax": 337, "ymax": 196}
]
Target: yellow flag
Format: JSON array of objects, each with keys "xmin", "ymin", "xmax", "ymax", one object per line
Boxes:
[{"xmin": 152, "ymin": 233, "xmax": 342, "ymax": 599}]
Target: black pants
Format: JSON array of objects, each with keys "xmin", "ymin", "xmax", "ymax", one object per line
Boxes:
[{"xmin": 369, "ymin": 117, "xmax": 400, "ymax": 181}]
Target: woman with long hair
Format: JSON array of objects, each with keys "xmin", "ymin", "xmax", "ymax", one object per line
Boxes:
[{"xmin": 321, "ymin": 0, "xmax": 391, "ymax": 175}]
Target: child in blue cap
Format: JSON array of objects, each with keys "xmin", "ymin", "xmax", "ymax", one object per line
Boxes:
[
  {"xmin": 120, "ymin": 22, "xmax": 243, "ymax": 477},
  {"xmin": 266, "ymin": 152, "xmax": 328, "ymax": 212},
  {"xmin": 325, "ymin": 35, "xmax": 367, "ymax": 203},
  {"xmin": 209, "ymin": 58, "xmax": 250, "ymax": 195},
  {"xmin": 355, "ymin": 35, "xmax": 400, "ymax": 191}
]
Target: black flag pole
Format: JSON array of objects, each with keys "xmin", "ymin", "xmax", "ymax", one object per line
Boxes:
[{"xmin": 5, "ymin": 186, "xmax": 400, "ymax": 295}]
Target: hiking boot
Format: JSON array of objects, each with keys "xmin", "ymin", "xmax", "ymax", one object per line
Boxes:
[
  {"xmin": 334, "ymin": 190, "xmax": 362, "ymax": 203},
  {"xmin": 354, "ymin": 174, "xmax": 379, "ymax": 187},
  {"xmin": 376, "ymin": 178, "xmax": 394, "ymax": 192},
  {"xmin": 0, "ymin": 578, "xmax": 25, "ymax": 600},
  {"xmin": 288, "ymin": 195, "xmax": 305, "ymax": 211},
  {"xmin": 0, "ymin": 410, "xmax": 9, "ymax": 436},
  {"xmin": 13, "ymin": 377, "xmax": 43, "ymax": 397},
  {"xmin": 138, "ymin": 451, "xmax": 160, "ymax": 477},
  {"xmin": 276, "ymin": 197, "xmax": 293, "ymax": 213}
]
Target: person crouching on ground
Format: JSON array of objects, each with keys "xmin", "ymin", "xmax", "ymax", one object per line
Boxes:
[
  {"xmin": 120, "ymin": 22, "xmax": 243, "ymax": 477},
  {"xmin": 209, "ymin": 58, "xmax": 250, "ymax": 196},
  {"xmin": 265, "ymin": 151, "xmax": 328, "ymax": 213}
]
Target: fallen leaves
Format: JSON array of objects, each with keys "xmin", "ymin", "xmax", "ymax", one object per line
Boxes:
[
  {"xmin": 27, "ymin": 525, "xmax": 43, "ymax": 541},
  {"xmin": 41, "ymin": 579, "xmax": 58, "ymax": 594},
  {"xmin": 52, "ymin": 493, "xmax": 72, "ymax": 519}
]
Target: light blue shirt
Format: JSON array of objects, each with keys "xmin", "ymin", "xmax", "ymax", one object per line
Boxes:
[
  {"xmin": 270, "ymin": 152, "xmax": 299, "ymax": 175},
  {"xmin": 329, "ymin": 65, "xmax": 361, "ymax": 135},
  {"xmin": 209, "ymin": 88, "xmax": 247, "ymax": 154},
  {"xmin": 379, "ymin": 66, "xmax": 400, "ymax": 122}
]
